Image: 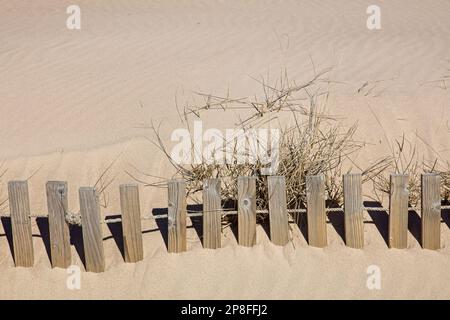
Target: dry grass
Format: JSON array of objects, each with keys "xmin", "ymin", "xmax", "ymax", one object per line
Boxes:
[
  {"xmin": 368, "ymin": 133, "xmax": 450, "ymax": 206},
  {"xmin": 65, "ymin": 156, "xmax": 119, "ymax": 225},
  {"xmin": 440, "ymin": 167, "xmax": 450, "ymax": 202},
  {"xmin": 369, "ymin": 135, "xmax": 423, "ymax": 206},
  {"xmin": 148, "ymin": 70, "xmax": 389, "ymax": 221},
  {"xmin": 0, "ymin": 164, "xmax": 42, "ymax": 213}
]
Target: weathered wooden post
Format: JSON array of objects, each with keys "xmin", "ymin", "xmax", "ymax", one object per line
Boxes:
[
  {"xmin": 46, "ymin": 181, "xmax": 71, "ymax": 268},
  {"xmin": 421, "ymin": 173, "xmax": 441, "ymax": 250},
  {"xmin": 203, "ymin": 178, "xmax": 222, "ymax": 249},
  {"xmin": 168, "ymin": 180, "xmax": 187, "ymax": 253},
  {"xmin": 267, "ymin": 176, "xmax": 290, "ymax": 246},
  {"xmin": 389, "ymin": 174, "xmax": 409, "ymax": 249},
  {"xmin": 343, "ymin": 173, "xmax": 364, "ymax": 248},
  {"xmin": 8, "ymin": 181, "xmax": 34, "ymax": 267},
  {"xmin": 306, "ymin": 175, "xmax": 327, "ymax": 247},
  {"xmin": 238, "ymin": 176, "xmax": 257, "ymax": 247},
  {"xmin": 79, "ymin": 187, "xmax": 105, "ymax": 272},
  {"xmin": 120, "ymin": 184, "xmax": 144, "ymax": 262}
]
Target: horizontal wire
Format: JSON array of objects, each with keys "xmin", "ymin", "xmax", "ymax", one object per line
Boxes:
[
  {"xmin": 100, "ymin": 204, "xmax": 449, "ymax": 224},
  {"xmin": 1, "ymin": 205, "xmax": 449, "ymax": 224}
]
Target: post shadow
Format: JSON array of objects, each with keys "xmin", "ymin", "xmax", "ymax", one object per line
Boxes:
[
  {"xmin": 364, "ymin": 201, "xmax": 389, "ymax": 247},
  {"xmin": 221, "ymin": 199, "xmax": 239, "ymax": 243},
  {"xmin": 104, "ymin": 214, "xmax": 125, "ymax": 261},
  {"xmin": 142, "ymin": 228, "xmax": 160, "ymax": 234},
  {"xmin": 326, "ymin": 200, "xmax": 346, "ymax": 244},
  {"xmin": 187, "ymin": 204, "xmax": 203, "ymax": 245},
  {"xmin": 69, "ymin": 224, "xmax": 85, "ymax": 269},
  {"xmin": 152, "ymin": 207, "xmax": 168, "ymax": 250},
  {"xmin": 408, "ymin": 209, "xmax": 422, "ymax": 246},
  {"xmin": 260, "ymin": 217, "xmax": 271, "ymax": 241},
  {"xmin": 35, "ymin": 217, "xmax": 51, "ymax": 263},
  {"xmin": 1, "ymin": 217, "xmax": 14, "ymax": 263},
  {"xmin": 294, "ymin": 210, "xmax": 308, "ymax": 243},
  {"xmin": 442, "ymin": 201, "xmax": 450, "ymax": 229},
  {"xmin": 229, "ymin": 215, "xmax": 239, "ymax": 243}
]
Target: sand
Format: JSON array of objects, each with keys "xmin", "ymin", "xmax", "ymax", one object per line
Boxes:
[{"xmin": 0, "ymin": 0, "xmax": 449, "ymax": 299}]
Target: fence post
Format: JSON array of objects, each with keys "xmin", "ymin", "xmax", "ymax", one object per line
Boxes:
[
  {"xmin": 168, "ymin": 180, "xmax": 187, "ymax": 253},
  {"xmin": 120, "ymin": 184, "xmax": 144, "ymax": 262},
  {"xmin": 238, "ymin": 176, "xmax": 257, "ymax": 247},
  {"xmin": 46, "ymin": 181, "xmax": 71, "ymax": 268},
  {"xmin": 267, "ymin": 176, "xmax": 290, "ymax": 246},
  {"xmin": 421, "ymin": 173, "xmax": 441, "ymax": 250},
  {"xmin": 79, "ymin": 187, "xmax": 105, "ymax": 272},
  {"xmin": 203, "ymin": 178, "xmax": 222, "ymax": 249},
  {"xmin": 8, "ymin": 181, "xmax": 34, "ymax": 267},
  {"xmin": 306, "ymin": 175, "xmax": 327, "ymax": 247},
  {"xmin": 343, "ymin": 173, "xmax": 364, "ymax": 248},
  {"xmin": 389, "ymin": 174, "xmax": 409, "ymax": 249}
]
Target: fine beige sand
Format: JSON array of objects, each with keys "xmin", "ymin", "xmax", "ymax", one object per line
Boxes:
[{"xmin": 0, "ymin": 0, "xmax": 449, "ymax": 299}]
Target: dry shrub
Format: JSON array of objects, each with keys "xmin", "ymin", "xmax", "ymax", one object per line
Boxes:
[
  {"xmin": 441, "ymin": 169, "xmax": 450, "ymax": 202},
  {"xmin": 369, "ymin": 134, "xmax": 450, "ymax": 207},
  {"xmin": 369, "ymin": 135, "xmax": 422, "ymax": 206},
  {"xmin": 149, "ymin": 70, "xmax": 387, "ymax": 220}
]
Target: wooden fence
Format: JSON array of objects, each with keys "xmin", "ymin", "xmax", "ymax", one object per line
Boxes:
[{"xmin": 2, "ymin": 173, "xmax": 449, "ymax": 272}]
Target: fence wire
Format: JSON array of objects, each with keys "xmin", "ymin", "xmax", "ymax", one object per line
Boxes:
[{"xmin": 2, "ymin": 204, "xmax": 449, "ymax": 225}]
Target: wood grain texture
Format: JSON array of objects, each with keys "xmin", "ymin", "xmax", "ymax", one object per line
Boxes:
[
  {"xmin": 389, "ymin": 174, "xmax": 409, "ymax": 249},
  {"xmin": 79, "ymin": 187, "xmax": 105, "ymax": 272},
  {"xmin": 168, "ymin": 180, "xmax": 187, "ymax": 253},
  {"xmin": 46, "ymin": 181, "xmax": 71, "ymax": 268},
  {"xmin": 306, "ymin": 175, "xmax": 327, "ymax": 247},
  {"xmin": 267, "ymin": 176, "xmax": 290, "ymax": 246},
  {"xmin": 120, "ymin": 184, "xmax": 144, "ymax": 262},
  {"xmin": 238, "ymin": 176, "xmax": 256, "ymax": 247},
  {"xmin": 202, "ymin": 179, "xmax": 222, "ymax": 249},
  {"xmin": 343, "ymin": 173, "xmax": 364, "ymax": 248},
  {"xmin": 421, "ymin": 173, "xmax": 441, "ymax": 250},
  {"xmin": 8, "ymin": 181, "xmax": 34, "ymax": 267}
]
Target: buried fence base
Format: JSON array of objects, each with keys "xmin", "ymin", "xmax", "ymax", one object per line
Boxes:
[{"xmin": 3, "ymin": 171, "xmax": 448, "ymax": 271}]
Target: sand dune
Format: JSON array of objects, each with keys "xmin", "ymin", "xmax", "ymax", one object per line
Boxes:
[{"xmin": 0, "ymin": 0, "xmax": 449, "ymax": 299}]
